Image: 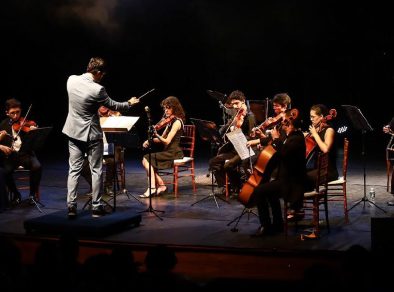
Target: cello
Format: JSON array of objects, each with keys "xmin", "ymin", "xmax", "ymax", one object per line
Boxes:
[
  {"xmin": 305, "ymin": 108, "xmax": 337, "ymax": 161},
  {"xmin": 238, "ymin": 108, "xmax": 299, "ymax": 207}
]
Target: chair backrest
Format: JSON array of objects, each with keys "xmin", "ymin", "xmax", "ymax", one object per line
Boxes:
[
  {"xmin": 342, "ymin": 138, "xmax": 349, "ymax": 179},
  {"xmin": 180, "ymin": 125, "xmax": 196, "ymax": 158},
  {"xmin": 315, "ymin": 152, "xmax": 329, "ymax": 192}
]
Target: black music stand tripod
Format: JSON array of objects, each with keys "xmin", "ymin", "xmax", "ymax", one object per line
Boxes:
[
  {"xmin": 343, "ymin": 105, "xmax": 386, "ymax": 213},
  {"xmin": 190, "ymin": 118, "xmax": 230, "ymax": 208},
  {"xmin": 140, "ymin": 110, "xmax": 164, "ymax": 220},
  {"xmin": 104, "ymin": 133, "xmax": 143, "ymax": 207}
]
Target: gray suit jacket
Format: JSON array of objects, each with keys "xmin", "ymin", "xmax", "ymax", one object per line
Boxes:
[{"xmin": 62, "ymin": 73, "xmax": 131, "ymax": 142}]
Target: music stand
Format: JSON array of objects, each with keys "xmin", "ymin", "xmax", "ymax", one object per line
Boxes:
[
  {"xmin": 18, "ymin": 126, "xmax": 53, "ymax": 211},
  {"xmin": 342, "ymin": 105, "xmax": 386, "ymax": 213},
  {"xmin": 190, "ymin": 118, "xmax": 230, "ymax": 208},
  {"xmin": 104, "ymin": 131, "xmax": 143, "ymax": 205},
  {"xmin": 140, "ymin": 111, "xmax": 164, "ymax": 220},
  {"xmin": 100, "ymin": 116, "xmax": 140, "ymax": 211}
]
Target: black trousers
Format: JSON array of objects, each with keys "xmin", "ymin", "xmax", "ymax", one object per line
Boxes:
[{"xmin": 3, "ymin": 151, "xmax": 41, "ymax": 197}]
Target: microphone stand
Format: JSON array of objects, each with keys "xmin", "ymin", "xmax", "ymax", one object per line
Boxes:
[{"xmin": 140, "ymin": 110, "xmax": 164, "ymax": 220}]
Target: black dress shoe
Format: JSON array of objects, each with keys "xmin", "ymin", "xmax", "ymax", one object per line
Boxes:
[
  {"xmin": 250, "ymin": 226, "xmax": 273, "ymax": 237},
  {"xmin": 68, "ymin": 206, "xmax": 77, "ymax": 219}
]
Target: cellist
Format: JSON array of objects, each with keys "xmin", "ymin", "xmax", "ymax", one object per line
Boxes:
[
  {"xmin": 304, "ymin": 104, "xmax": 338, "ymax": 191},
  {"xmin": 249, "ymin": 109, "xmax": 306, "ymax": 237}
]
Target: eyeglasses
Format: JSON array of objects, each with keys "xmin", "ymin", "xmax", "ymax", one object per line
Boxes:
[{"xmin": 8, "ymin": 110, "xmax": 21, "ymax": 116}]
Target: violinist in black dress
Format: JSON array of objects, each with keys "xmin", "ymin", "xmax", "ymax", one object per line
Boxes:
[{"xmin": 140, "ymin": 96, "xmax": 186, "ymax": 198}]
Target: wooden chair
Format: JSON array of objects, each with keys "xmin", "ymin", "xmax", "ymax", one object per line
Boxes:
[
  {"xmin": 327, "ymin": 138, "xmax": 349, "ymax": 223},
  {"xmin": 386, "ymin": 135, "xmax": 394, "ymax": 193},
  {"xmin": 301, "ymin": 152, "xmax": 329, "ymax": 240},
  {"xmin": 158, "ymin": 125, "xmax": 196, "ymax": 197}
]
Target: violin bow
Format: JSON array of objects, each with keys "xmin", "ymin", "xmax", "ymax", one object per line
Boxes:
[{"xmin": 14, "ymin": 104, "xmax": 33, "ymax": 138}]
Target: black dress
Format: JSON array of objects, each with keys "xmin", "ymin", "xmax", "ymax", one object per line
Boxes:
[{"xmin": 144, "ymin": 118, "xmax": 184, "ymax": 170}]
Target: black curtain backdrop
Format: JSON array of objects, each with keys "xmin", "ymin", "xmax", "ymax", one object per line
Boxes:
[{"xmin": 2, "ymin": 0, "xmax": 394, "ymax": 160}]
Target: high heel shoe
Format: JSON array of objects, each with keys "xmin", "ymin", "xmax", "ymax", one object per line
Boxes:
[
  {"xmin": 156, "ymin": 185, "xmax": 167, "ymax": 196},
  {"xmin": 139, "ymin": 188, "xmax": 157, "ymax": 198}
]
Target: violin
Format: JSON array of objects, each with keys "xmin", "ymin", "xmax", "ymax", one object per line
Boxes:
[
  {"xmin": 250, "ymin": 113, "xmax": 284, "ymax": 137},
  {"xmin": 98, "ymin": 106, "xmax": 121, "ymax": 117},
  {"xmin": 305, "ymin": 108, "xmax": 337, "ymax": 160},
  {"xmin": 12, "ymin": 117, "xmax": 37, "ymax": 133},
  {"xmin": 154, "ymin": 115, "xmax": 176, "ymax": 131}
]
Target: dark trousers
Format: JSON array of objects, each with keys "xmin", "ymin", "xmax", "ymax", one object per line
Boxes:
[
  {"xmin": 208, "ymin": 149, "xmax": 238, "ymax": 188},
  {"xmin": 251, "ymin": 180, "xmax": 285, "ymax": 228},
  {"xmin": 3, "ymin": 151, "xmax": 41, "ymax": 197}
]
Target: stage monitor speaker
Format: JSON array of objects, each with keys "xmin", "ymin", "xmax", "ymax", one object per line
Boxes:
[{"xmin": 371, "ymin": 217, "xmax": 394, "ymax": 252}]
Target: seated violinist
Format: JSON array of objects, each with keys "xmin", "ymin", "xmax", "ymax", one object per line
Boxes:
[
  {"xmin": 209, "ymin": 90, "xmax": 255, "ymax": 195},
  {"xmin": 140, "ymin": 96, "xmax": 186, "ymax": 198},
  {"xmin": 247, "ymin": 93, "xmax": 291, "ymax": 148},
  {"xmin": 0, "ymin": 98, "xmax": 42, "ymax": 204},
  {"xmin": 245, "ymin": 93, "xmax": 291, "ymax": 180}
]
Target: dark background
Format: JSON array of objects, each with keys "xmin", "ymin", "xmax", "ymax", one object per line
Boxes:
[{"xmin": 2, "ymin": 0, "xmax": 394, "ymax": 160}]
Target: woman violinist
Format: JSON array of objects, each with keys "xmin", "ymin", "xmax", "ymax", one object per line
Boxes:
[
  {"xmin": 0, "ymin": 98, "xmax": 41, "ymax": 204},
  {"xmin": 140, "ymin": 96, "xmax": 186, "ymax": 198}
]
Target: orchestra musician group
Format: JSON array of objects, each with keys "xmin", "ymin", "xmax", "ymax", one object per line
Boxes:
[{"xmin": 0, "ymin": 55, "xmax": 393, "ymax": 241}]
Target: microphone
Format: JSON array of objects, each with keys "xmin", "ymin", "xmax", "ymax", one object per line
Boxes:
[{"xmin": 145, "ymin": 106, "xmax": 151, "ymax": 120}]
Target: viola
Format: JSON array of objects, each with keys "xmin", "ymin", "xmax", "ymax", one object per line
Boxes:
[
  {"xmin": 250, "ymin": 113, "xmax": 283, "ymax": 137},
  {"xmin": 12, "ymin": 117, "xmax": 37, "ymax": 133},
  {"xmin": 305, "ymin": 108, "xmax": 337, "ymax": 160},
  {"xmin": 154, "ymin": 115, "xmax": 176, "ymax": 131},
  {"xmin": 98, "ymin": 106, "xmax": 121, "ymax": 117}
]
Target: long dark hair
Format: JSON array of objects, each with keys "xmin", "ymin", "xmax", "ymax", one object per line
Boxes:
[{"xmin": 161, "ymin": 96, "xmax": 186, "ymax": 122}]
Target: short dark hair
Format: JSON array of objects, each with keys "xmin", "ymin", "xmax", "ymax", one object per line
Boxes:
[
  {"xmin": 86, "ymin": 57, "xmax": 106, "ymax": 74},
  {"xmin": 227, "ymin": 90, "xmax": 246, "ymax": 103},
  {"xmin": 272, "ymin": 93, "xmax": 291, "ymax": 107},
  {"xmin": 5, "ymin": 98, "xmax": 21, "ymax": 111}
]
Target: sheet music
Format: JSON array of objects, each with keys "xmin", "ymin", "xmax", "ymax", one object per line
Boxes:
[
  {"xmin": 225, "ymin": 128, "xmax": 255, "ymax": 160},
  {"xmin": 100, "ymin": 116, "xmax": 139, "ymax": 132}
]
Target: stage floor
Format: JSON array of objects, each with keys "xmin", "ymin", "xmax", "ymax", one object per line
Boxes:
[{"xmin": 1, "ymin": 151, "xmax": 393, "ymax": 253}]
